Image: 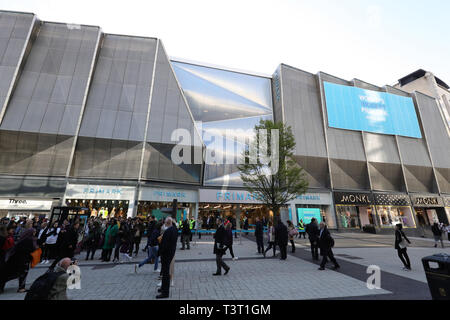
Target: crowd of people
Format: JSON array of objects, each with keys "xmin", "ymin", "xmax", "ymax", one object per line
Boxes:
[{"xmin": 0, "ymin": 213, "xmax": 449, "ymax": 299}]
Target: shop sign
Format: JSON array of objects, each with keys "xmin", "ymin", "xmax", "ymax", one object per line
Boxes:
[
  {"xmin": 139, "ymin": 187, "xmax": 198, "ymax": 203},
  {"xmin": 0, "ymin": 199, "xmax": 53, "ymax": 211},
  {"xmin": 289, "ymin": 193, "xmax": 332, "ymax": 205},
  {"xmin": 334, "ymin": 192, "xmax": 374, "ymax": 205},
  {"xmin": 65, "ymin": 184, "xmax": 136, "ymax": 200},
  {"xmin": 374, "ymin": 193, "xmax": 411, "ymax": 206},
  {"xmin": 411, "ymin": 195, "xmax": 443, "ymax": 207},
  {"xmin": 199, "ymin": 189, "xmax": 264, "ymax": 204}
]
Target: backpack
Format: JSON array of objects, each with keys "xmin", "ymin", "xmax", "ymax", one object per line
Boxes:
[{"xmin": 24, "ymin": 271, "xmax": 66, "ymax": 300}]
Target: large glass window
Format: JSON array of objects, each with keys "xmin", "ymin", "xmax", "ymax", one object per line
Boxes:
[
  {"xmin": 336, "ymin": 206, "xmax": 360, "ymax": 228},
  {"xmin": 377, "ymin": 206, "xmax": 415, "ymax": 228}
]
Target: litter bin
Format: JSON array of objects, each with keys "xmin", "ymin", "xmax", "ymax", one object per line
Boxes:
[{"xmin": 422, "ymin": 253, "xmax": 450, "ymax": 300}]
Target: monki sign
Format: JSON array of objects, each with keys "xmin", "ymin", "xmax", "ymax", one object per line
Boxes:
[{"xmin": 334, "ymin": 192, "xmax": 374, "ymax": 205}]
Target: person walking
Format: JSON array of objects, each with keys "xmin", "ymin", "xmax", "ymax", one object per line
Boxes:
[
  {"xmin": 224, "ymin": 222, "xmax": 237, "ymax": 260},
  {"xmin": 156, "ymin": 217, "xmax": 178, "ymax": 299},
  {"xmin": 318, "ymin": 222, "xmax": 340, "ymax": 271},
  {"xmin": 102, "ymin": 219, "xmax": 118, "ymax": 262},
  {"xmin": 180, "ymin": 219, "xmax": 191, "ymax": 250},
  {"xmin": 431, "ymin": 222, "xmax": 444, "ymax": 248},
  {"xmin": 197, "ymin": 217, "xmax": 203, "ymax": 239},
  {"xmin": 394, "ymin": 224, "xmax": 411, "ymax": 271},
  {"xmin": 264, "ymin": 220, "xmax": 277, "ymax": 257},
  {"xmin": 113, "ymin": 220, "xmax": 127, "ymax": 263},
  {"xmin": 0, "ymin": 228, "xmax": 38, "ymax": 294},
  {"xmin": 255, "ymin": 217, "xmax": 265, "ymax": 257},
  {"xmin": 305, "ymin": 218, "xmax": 320, "ymax": 260},
  {"xmin": 135, "ymin": 222, "xmax": 162, "ymax": 273},
  {"xmin": 275, "ymin": 220, "xmax": 288, "ymax": 260},
  {"xmin": 287, "ymin": 220, "xmax": 298, "ymax": 253},
  {"xmin": 213, "ymin": 217, "xmax": 230, "ymax": 276}
]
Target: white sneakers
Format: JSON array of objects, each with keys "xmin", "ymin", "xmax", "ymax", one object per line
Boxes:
[
  {"xmin": 41, "ymin": 260, "xmax": 49, "ymax": 264},
  {"xmin": 154, "ymin": 269, "xmax": 161, "ymax": 273},
  {"xmin": 232, "ymin": 257, "xmax": 238, "ymax": 261}
]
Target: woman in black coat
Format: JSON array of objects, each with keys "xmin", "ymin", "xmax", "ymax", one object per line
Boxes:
[
  {"xmin": 0, "ymin": 228, "xmax": 37, "ymax": 294},
  {"xmin": 395, "ymin": 224, "xmax": 411, "ymax": 271}
]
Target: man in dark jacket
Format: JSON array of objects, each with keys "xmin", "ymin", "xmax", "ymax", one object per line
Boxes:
[
  {"xmin": 213, "ymin": 217, "xmax": 230, "ymax": 276},
  {"xmin": 49, "ymin": 222, "xmax": 79, "ymax": 271},
  {"xmin": 181, "ymin": 219, "xmax": 191, "ymax": 250},
  {"xmin": 255, "ymin": 217, "xmax": 265, "ymax": 257},
  {"xmin": 156, "ymin": 217, "xmax": 178, "ymax": 299},
  {"xmin": 275, "ymin": 220, "xmax": 288, "ymax": 260},
  {"xmin": 305, "ymin": 218, "xmax": 320, "ymax": 260},
  {"xmin": 318, "ymin": 222, "xmax": 340, "ymax": 270}
]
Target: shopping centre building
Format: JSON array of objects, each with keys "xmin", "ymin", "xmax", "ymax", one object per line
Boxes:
[{"xmin": 0, "ymin": 10, "xmax": 449, "ymax": 236}]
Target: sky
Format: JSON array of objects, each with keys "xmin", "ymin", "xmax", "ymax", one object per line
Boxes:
[{"xmin": 1, "ymin": 0, "xmax": 449, "ymax": 86}]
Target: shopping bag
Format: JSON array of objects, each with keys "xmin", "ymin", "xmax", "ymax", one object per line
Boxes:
[{"xmin": 30, "ymin": 248, "xmax": 42, "ymax": 268}]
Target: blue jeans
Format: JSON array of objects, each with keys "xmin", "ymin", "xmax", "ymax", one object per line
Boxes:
[{"xmin": 138, "ymin": 246, "xmax": 159, "ymax": 270}]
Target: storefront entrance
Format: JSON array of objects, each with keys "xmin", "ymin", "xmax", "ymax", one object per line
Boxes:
[
  {"xmin": 64, "ymin": 184, "xmax": 136, "ymax": 218},
  {"xmin": 410, "ymin": 195, "xmax": 446, "ymax": 226},
  {"xmin": 333, "ymin": 192, "xmax": 375, "ymax": 229}
]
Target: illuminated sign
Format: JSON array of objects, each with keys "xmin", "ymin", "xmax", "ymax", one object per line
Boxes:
[
  {"xmin": 324, "ymin": 81, "xmax": 422, "ymax": 138},
  {"xmin": 297, "ymin": 208, "xmax": 322, "ymax": 225}
]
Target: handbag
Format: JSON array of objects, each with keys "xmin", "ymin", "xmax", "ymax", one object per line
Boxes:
[
  {"xmin": 289, "ymin": 228, "xmax": 298, "ymax": 237},
  {"xmin": 30, "ymin": 248, "xmax": 42, "ymax": 269},
  {"xmin": 398, "ymin": 239, "xmax": 407, "ymax": 249}
]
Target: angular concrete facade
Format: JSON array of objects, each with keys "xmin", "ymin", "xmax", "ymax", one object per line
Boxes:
[{"xmin": 0, "ymin": 10, "xmax": 448, "ymax": 233}]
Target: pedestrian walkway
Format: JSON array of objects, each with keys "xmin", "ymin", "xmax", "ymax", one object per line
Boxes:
[{"xmin": 0, "ymin": 237, "xmax": 391, "ymax": 300}]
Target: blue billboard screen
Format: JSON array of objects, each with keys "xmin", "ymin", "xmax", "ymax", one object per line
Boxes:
[
  {"xmin": 324, "ymin": 81, "xmax": 422, "ymax": 138},
  {"xmin": 297, "ymin": 208, "xmax": 322, "ymax": 225}
]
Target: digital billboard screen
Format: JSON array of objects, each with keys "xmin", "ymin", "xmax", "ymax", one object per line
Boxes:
[
  {"xmin": 297, "ymin": 208, "xmax": 322, "ymax": 225},
  {"xmin": 323, "ymin": 81, "xmax": 422, "ymax": 138}
]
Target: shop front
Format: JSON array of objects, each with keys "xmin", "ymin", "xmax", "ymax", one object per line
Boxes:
[
  {"xmin": 288, "ymin": 192, "xmax": 336, "ymax": 228},
  {"xmin": 373, "ymin": 193, "xmax": 415, "ymax": 229},
  {"xmin": 410, "ymin": 194, "xmax": 447, "ymax": 226},
  {"xmin": 0, "ymin": 198, "xmax": 55, "ymax": 220},
  {"xmin": 63, "ymin": 184, "xmax": 136, "ymax": 218},
  {"xmin": 333, "ymin": 192, "xmax": 376, "ymax": 229},
  {"xmin": 198, "ymin": 189, "xmax": 276, "ymax": 229},
  {"xmin": 137, "ymin": 187, "xmax": 198, "ymax": 222},
  {"xmin": 444, "ymin": 196, "xmax": 450, "ymax": 224}
]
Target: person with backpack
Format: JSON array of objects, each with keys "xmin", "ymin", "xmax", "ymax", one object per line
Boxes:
[
  {"xmin": 394, "ymin": 224, "xmax": 412, "ymax": 271},
  {"xmin": 25, "ymin": 258, "xmax": 72, "ymax": 300},
  {"xmin": 431, "ymin": 222, "xmax": 444, "ymax": 248},
  {"xmin": 318, "ymin": 222, "xmax": 340, "ymax": 271},
  {"xmin": 0, "ymin": 228, "xmax": 38, "ymax": 294}
]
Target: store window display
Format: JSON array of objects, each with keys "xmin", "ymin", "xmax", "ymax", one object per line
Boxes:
[
  {"xmin": 377, "ymin": 206, "xmax": 415, "ymax": 228},
  {"xmin": 336, "ymin": 206, "xmax": 359, "ymax": 228}
]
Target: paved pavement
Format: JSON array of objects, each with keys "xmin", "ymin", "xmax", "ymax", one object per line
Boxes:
[
  {"xmin": 0, "ymin": 235, "xmax": 391, "ymax": 300},
  {"xmin": 1, "ymin": 232, "xmax": 446, "ymax": 300}
]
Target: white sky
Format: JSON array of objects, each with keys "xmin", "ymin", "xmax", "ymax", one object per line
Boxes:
[{"xmin": 1, "ymin": 0, "xmax": 449, "ymax": 86}]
